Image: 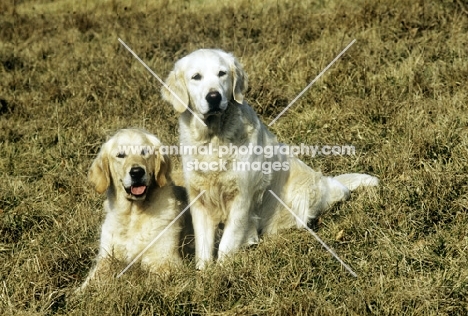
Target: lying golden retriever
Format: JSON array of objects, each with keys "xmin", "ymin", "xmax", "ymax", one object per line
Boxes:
[
  {"xmin": 162, "ymin": 49, "xmax": 379, "ymax": 269},
  {"xmin": 78, "ymin": 129, "xmax": 189, "ymax": 290}
]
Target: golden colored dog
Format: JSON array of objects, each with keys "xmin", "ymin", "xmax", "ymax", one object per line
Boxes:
[
  {"xmin": 79, "ymin": 129, "xmax": 189, "ymax": 290},
  {"xmin": 162, "ymin": 49, "xmax": 378, "ymax": 269}
]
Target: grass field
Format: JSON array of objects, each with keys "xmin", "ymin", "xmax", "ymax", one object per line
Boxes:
[{"xmin": 1, "ymin": 0, "xmax": 468, "ymax": 314}]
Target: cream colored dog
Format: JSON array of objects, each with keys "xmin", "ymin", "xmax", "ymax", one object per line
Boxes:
[
  {"xmin": 162, "ymin": 49, "xmax": 378, "ymax": 269},
  {"xmin": 79, "ymin": 129, "xmax": 189, "ymax": 290}
]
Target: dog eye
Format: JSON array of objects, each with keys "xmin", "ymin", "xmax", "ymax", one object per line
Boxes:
[
  {"xmin": 141, "ymin": 148, "xmax": 148, "ymax": 156},
  {"xmin": 218, "ymin": 71, "xmax": 227, "ymax": 77},
  {"xmin": 191, "ymin": 73, "xmax": 202, "ymax": 80},
  {"xmin": 116, "ymin": 151, "xmax": 126, "ymax": 158}
]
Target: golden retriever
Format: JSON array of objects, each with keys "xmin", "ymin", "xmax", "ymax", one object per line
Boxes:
[
  {"xmin": 162, "ymin": 49, "xmax": 378, "ymax": 269},
  {"xmin": 79, "ymin": 128, "xmax": 189, "ymax": 290}
]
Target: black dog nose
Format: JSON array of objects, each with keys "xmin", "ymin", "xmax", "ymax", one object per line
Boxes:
[
  {"xmin": 205, "ymin": 91, "xmax": 222, "ymax": 111},
  {"xmin": 130, "ymin": 167, "xmax": 145, "ymax": 179}
]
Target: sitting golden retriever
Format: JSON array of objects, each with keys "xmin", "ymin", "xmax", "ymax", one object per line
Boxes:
[
  {"xmin": 78, "ymin": 129, "xmax": 189, "ymax": 291},
  {"xmin": 162, "ymin": 49, "xmax": 378, "ymax": 269}
]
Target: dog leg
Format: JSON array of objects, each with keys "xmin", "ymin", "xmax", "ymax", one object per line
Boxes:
[
  {"xmin": 75, "ymin": 256, "xmax": 112, "ymax": 294},
  {"xmin": 217, "ymin": 199, "xmax": 254, "ymax": 262},
  {"xmin": 334, "ymin": 173, "xmax": 379, "ymax": 191},
  {"xmin": 191, "ymin": 205, "xmax": 217, "ymax": 270}
]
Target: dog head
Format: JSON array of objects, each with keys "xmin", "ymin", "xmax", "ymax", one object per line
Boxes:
[
  {"xmin": 162, "ymin": 49, "xmax": 247, "ymax": 120},
  {"xmin": 88, "ymin": 129, "xmax": 171, "ymax": 201}
]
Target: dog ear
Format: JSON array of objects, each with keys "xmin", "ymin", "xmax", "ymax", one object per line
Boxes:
[
  {"xmin": 161, "ymin": 70, "xmax": 189, "ymax": 113},
  {"xmin": 88, "ymin": 149, "xmax": 110, "ymax": 194},
  {"xmin": 146, "ymin": 133, "xmax": 171, "ymax": 187},
  {"xmin": 155, "ymin": 153, "xmax": 172, "ymax": 187},
  {"xmin": 230, "ymin": 55, "xmax": 248, "ymax": 104}
]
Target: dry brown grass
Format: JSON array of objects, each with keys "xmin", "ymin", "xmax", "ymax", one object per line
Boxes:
[{"xmin": 1, "ymin": 0, "xmax": 468, "ymax": 314}]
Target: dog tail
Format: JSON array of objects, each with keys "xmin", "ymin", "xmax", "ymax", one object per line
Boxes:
[{"xmin": 333, "ymin": 173, "xmax": 379, "ymax": 191}]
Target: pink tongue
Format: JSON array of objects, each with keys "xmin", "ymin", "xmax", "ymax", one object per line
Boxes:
[{"xmin": 131, "ymin": 186, "xmax": 146, "ymax": 195}]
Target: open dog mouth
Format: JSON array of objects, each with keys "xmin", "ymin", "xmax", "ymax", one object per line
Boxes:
[{"xmin": 125, "ymin": 184, "xmax": 148, "ymax": 198}]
